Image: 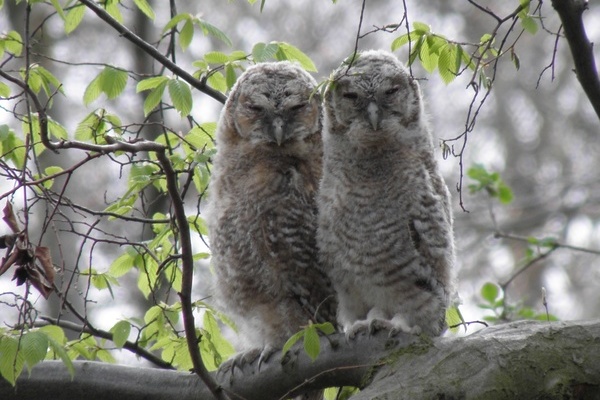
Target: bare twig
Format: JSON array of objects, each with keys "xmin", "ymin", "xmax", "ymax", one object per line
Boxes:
[{"xmin": 76, "ymin": 0, "xmax": 226, "ymax": 104}]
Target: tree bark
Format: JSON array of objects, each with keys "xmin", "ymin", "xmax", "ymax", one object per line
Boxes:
[{"xmin": 2, "ymin": 320, "xmax": 600, "ymax": 400}]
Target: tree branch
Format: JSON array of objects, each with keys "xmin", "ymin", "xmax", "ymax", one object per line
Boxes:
[
  {"xmin": 552, "ymin": 0, "xmax": 600, "ymax": 120},
  {"xmin": 3, "ymin": 320, "xmax": 600, "ymax": 399},
  {"xmin": 76, "ymin": 0, "xmax": 227, "ymax": 104},
  {"xmin": 36, "ymin": 316, "xmax": 174, "ymax": 370},
  {"xmin": 154, "ymin": 152, "xmax": 229, "ymax": 400}
]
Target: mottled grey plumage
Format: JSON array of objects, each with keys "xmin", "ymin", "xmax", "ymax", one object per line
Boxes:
[
  {"xmin": 318, "ymin": 50, "xmax": 455, "ymax": 337},
  {"xmin": 207, "ymin": 62, "xmax": 337, "ymax": 362}
]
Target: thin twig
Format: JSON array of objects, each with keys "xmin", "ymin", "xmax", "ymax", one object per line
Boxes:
[{"xmin": 76, "ymin": 0, "xmax": 226, "ymax": 104}]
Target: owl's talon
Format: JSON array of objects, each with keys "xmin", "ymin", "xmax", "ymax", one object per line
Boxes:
[
  {"xmin": 257, "ymin": 345, "xmax": 277, "ymax": 372},
  {"xmin": 368, "ymin": 318, "xmax": 395, "ymax": 335},
  {"xmin": 216, "ymin": 347, "xmax": 263, "ymax": 382}
]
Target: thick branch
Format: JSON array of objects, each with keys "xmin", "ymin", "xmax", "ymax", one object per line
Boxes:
[
  {"xmin": 77, "ymin": 0, "xmax": 226, "ymax": 104},
  {"xmin": 552, "ymin": 0, "xmax": 600, "ymax": 120},
  {"xmin": 3, "ymin": 320, "xmax": 600, "ymax": 399}
]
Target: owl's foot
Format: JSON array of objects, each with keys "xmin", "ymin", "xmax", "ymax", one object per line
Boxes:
[
  {"xmin": 345, "ymin": 318, "xmax": 394, "ymax": 340},
  {"xmin": 216, "ymin": 346, "xmax": 270, "ymax": 382},
  {"xmin": 388, "ymin": 314, "xmax": 422, "ymax": 337},
  {"xmin": 345, "ymin": 316, "xmax": 422, "ymax": 340}
]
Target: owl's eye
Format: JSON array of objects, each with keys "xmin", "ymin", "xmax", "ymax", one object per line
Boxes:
[
  {"xmin": 289, "ymin": 103, "xmax": 307, "ymax": 111},
  {"xmin": 385, "ymin": 87, "xmax": 400, "ymax": 95},
  {"xmin": 342, "ymin": 92, "xmax": 358, "ymax": 100},
  {"xmin": 248, "ymin": 104, "xmax": 263, "ymax": 112}
]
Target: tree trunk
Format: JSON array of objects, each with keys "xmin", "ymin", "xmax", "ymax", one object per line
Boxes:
[{"xmin": 2, "ymin": 320, "xmax": 599, "ymax": 399}]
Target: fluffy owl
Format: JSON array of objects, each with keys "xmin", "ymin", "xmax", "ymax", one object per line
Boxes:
[
  {"xmin": 207, "ymin": 62, "xmax": 337, "ymax": 366},
  {"xmin": 318, "ymin": 50, "xmax": 455, "ymax": 338}
]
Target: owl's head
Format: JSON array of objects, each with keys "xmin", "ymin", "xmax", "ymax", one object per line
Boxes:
[
  {"xmin": 220, "ymin": 62, "xmax": 321, "ymax": 147},
  {"xmin": 325, "ymin": 50, "xmax": 423, "ymax": 140}
]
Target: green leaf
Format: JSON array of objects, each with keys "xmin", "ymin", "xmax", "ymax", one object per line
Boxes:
[
  {"xmin": 39, "ymin": 325, "xmax": 66, "ymax": 345},
  {"xmin": 281, "ymin": 330, "xmax": 305, "ymax": 359},
  {"xmin": 136, "ymin": 76, "xmax": 169, "ymax": 92},
  {"xmin": 511, "ymin": 50, "xmax": 521, "ymax": 71},
  {"xmin": 408, "ymin": 35, "xmax": 425, "ymax": 66},
  {"xmin": 48, "ymin": 118, "xmax": 68, "ymax": 140},
  {"xmin": 110, "ymin": 321, "xmax": 131, "ymax": 349},
  {"xmin": 179, "ymin": 19, "xmax": 194, "ymax": 51},
  {"xmin": 315, "ymin": 322, "xmax": 335, "ymax": 335},
  {"xmin": 143, "ymin": 80, "xmax": 168, "ymax": 116},
  {"xmin": 303, "ymin": 325, "xmax": 320, "ymax": 362},
  {"xmin": 65, "ymin": 4, "xmax": 85, "ymax": 34},
  {"xmin": 0, "ymin": 126, "xmax": 26, "ymax": 167},
  {"xmin": 168, "ymin": 79, "xmax": 192, "ymax": 117},
  {"xmin": 446, "ymin": 304, "xmax": 466, "ymax": 333},
  {"xmin": 100, "ymin": 67, "xmax": 128, "ymax": 100},
  {"xmin": 0, "ymin": 81, "xmax": 10, "ymax": 97},
  {"xmin": 83, "ymin": 73, "xmax": 103, "ymax": 106},
  {"xmin": 109, "ymin": 252, "xmax": 135, "ymax": 277},
  {"xmin": 276, "ymin": 42, "xmax": 317, "ymax": 72},
  {"xmin": 0, "ymin": 336, "xmax": 24, "ymax": 385},
  {"xmin": 480, "ymin": 33, "xmax": 493, "ymax": 45},
  {"xmin": 391, "ymin": 31, "xmax": 417, "ymax": 51},
  {"xmin": 42, "ymin": 332, "xmax": 74, "ymax": 378},
  {"xmin": 497, "ymin": 182, "xmax": 514, "ymax": 204},
  {"xmin": 3, "ymin": 31, "xmax": 23, "ymax": 56},
  {"xmin": 225, "ymin": 63, "xmax": 237, "ymax": 90},
  {"xmin": 419, "ymin": 37, "xmax": 437, "ymax": 73},
  {"xmin": 49, "ymin": 0, "xmax": 65, "ymax": 19},
  {"xmin": 75, "ymin": 110, "xmax": 101, "ymax": 141},
  {"xmin": 207, "ymin": 71, "xmax": 227, "ymax": 93},
  {"xmin": 163, "ymin": 13, "xmax": 191, "ymax": 33},
  {"xmin": 438, "ymin": 44, "xmax": 457, "ymax": 84},
  {"xmin": 132, "ymin": 0, "xmax": 155, "ymax": 20},
  {"xmin": 196, "ymin": 18, "xmax": 233, "ymax": 47},
  {"xmin": 412, "ymin": 21, "xmax": 430, "ymax": 34},
  {"xmin": 520, "ymin": 15, "xmax": 538, "ymax": 35},
  {"xmin": 519, "ymin": 0, "xmax": 531, "ymax": 11},
  {"xmin": 21, "ymin": 331, "xmax": 49, "ymax": 371},
  {"xmin": 481, "ymin": 282, "xmax": 500, "ymax": 304},
  {"xmin": 252, "ymin": 42, "xmax": 279, "ymax": 62},
  {"xmin": 104, "ymin": 0, "xmax": 123, "ymax": 23},
  {"xmin": 201, "ymin": 312, "xmax": 235, "ymax": 368},
  {"xmin": 41, "ymin": 166, "xmax": 63, "ymax": 189},
  {"xmin": 203, "ymin": 51, "xmax": 230, "ymax": 64}
]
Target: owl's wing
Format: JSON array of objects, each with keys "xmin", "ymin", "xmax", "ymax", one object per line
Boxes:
[{"xmin": 407, "ymin": 166, "xmax": 453, "ymax": 268}]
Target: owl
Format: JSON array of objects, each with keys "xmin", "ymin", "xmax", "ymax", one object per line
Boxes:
[
  {"xmin": 318, "ymin": 50, "xmax": 455, "ymax": 338},
  {"xmin": 207, "ymin": 62, "xmax": 337, "ymax": 368}
]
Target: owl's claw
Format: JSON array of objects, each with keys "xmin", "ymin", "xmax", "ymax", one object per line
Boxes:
[
  {"xmin": 216, "ymin": 347, "xmax": 263, "ymax": 383},
  {"xmin": 388, "ymin": 324, "xmax": 422, "ymax": 337},
  {"xmin": 345, "ymin": 318, "xmax": 393, "ymax": 340},
  {"xmin": 257, "ymin": 345, "xmax": 276, "ymax": 372},
  {"xmin": 388, "ymin": 314, "xmax": 422, "ymax": 337},
  {"xmin": 345, "ymin": 317, "xmax": 423, "ymax": 341}
]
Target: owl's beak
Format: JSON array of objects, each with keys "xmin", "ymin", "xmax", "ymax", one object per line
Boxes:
[
  {"xmin": 367, "ymin": 102, "xmax": 380, "ymax": 130},
  {"xmin": 272, "ymin": 117, "xmax": 284, "ymax": 146}
]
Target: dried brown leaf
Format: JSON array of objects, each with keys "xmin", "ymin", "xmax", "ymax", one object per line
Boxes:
[
  {"xmin": 2, "ymin": 202, "xmax": 21, "ymax": 233},
  {"xmin": 35, "ymin": 246, "xmax": 55, "ymax": 286}
]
